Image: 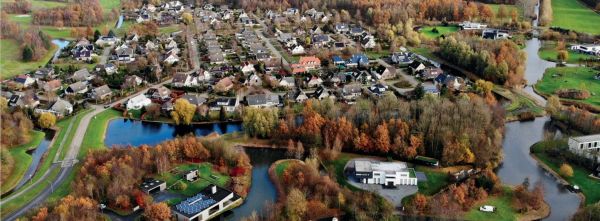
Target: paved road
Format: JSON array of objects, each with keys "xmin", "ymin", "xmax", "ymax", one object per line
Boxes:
[
  {"xmin": 253, "ymin": 15, "xmax": 290, "ymax": 68},
  {"xmin": 1, "ymin": 79, "xmax": 172, "ymax": 221},
  {"xmin": 376, "ymin": 58, "xmax": 418, "ymax": 87},
  {"xmin": 99, "ymin": 46, "xmax": 112, "ymax": 65}
]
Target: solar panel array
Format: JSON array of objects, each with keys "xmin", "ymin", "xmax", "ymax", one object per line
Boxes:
[{"xmin": 175, "ymin": 193, "xmax": 217, "ymax": 215}]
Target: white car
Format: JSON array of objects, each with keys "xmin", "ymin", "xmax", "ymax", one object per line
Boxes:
[{"xmin": 479, "ymin": 205, "xmax": 496, "ymax": 213}]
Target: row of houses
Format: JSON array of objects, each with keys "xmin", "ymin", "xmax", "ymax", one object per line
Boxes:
[{"xmin": 123, "ymin": 1, "xmax": 185, "ymax": 26}]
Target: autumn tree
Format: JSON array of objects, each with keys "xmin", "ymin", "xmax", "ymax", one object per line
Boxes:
[
  {"xmin": 242, "ymin": 107, "xmax": 279, "ymax": 138},
  {"xmin": 144, "ymin": 202, "xmax": 171, "ymax": 221},
  {"xmin": 286, "ymin": 188, "xmax": 307, "ymax": 221},
  {"xmin": 171, "ymin": 99, "xmax": 196, "ymax": 125},
  {"xmin": 546, "ymin": 95, "xmax": 562, "ymax": 116},
  {"xmin": 38, "ymin": 112, "xmax": 57, "ymax": 129},
  {"xmin": 413, "ymin": 193, "xmax": 428, "ymax": 214},
  {"xmin": 374, "ymin": 122, "xmax": 391, "ymax": 153},
  {"xmin": 557, "ymin": 50, "xmax": 569, "ymax": 63},
  {"xmin": 182, "ymin": 12, "xmax": 193, "ymax": 25}
]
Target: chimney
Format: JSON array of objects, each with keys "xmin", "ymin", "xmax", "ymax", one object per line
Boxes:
[{"xmin": 211, "ymin": 185, "xmax": 217, "ymax": 194}]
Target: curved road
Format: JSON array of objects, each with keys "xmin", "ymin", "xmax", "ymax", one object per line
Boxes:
[{"xmin": 1, "ymin": 80, "xmax": 172, "ymax": 221}]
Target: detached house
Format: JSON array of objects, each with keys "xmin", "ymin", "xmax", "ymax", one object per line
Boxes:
[
  {"xmin": 70, "ymin": 68, "xmax": 94, "ymax": 82},
  {"xmin": 335, "ymin": 23, "xmax": 350, "ymax": 34},
  {"xmin": 71, "ymin": 39, "xmax": 95, "ymax": 61},
  {"xmin": 409, "ymin": 61, "xmax": 426, "ymax": 74},
  {"xmin": 568, "ymin": 135, "xmax": 600, "ymax": 162},
  {"xmin": 291, "ymin": 56, "xmax": 321, "ymax": 74},
  {"xmin": 361, "ymin": 36, "xmax": 377, "ymax": 49},
  {"xmin": 172, "ymin": 73, "xmax": 198, "ymax": 87},
  {"xmin": 91, "ymin": 85, "xmax": 113, "ymax": 101},
  {"xmin": 346, "ymin": 54, "xmax": 369, "ymax": 68},
  {"xmin": 246, "ymin": 94, "xmax": 281, "ymax": 108},
  {"xmin": 41, "ymin": 79, "xmax": 62, "ymax": 92},
  {"xmin": 210, "ymin": 97, "xmax": 237, "ymax": 112},
  {"xmin": 13, "ymin": 75, "xmax": 35, "ymax": 88},
  {"xmin": 127, "ymin": 93, "xmax": 152, "ymax": 110},
  {"xmin": 342, "ymin": 84, "xmax": 363, "ymax": 100},
  {"xmin": 65, "ymin": 81, "xmax": 88, "ymax": 94},
  {"xmin": 305, "ymin": 76, "xmax": 324, "ymax": 88},
  {"xmin": 278, "ymin": 77, "xmax": 296, "ymax": 88},
  {"xmin": 95, "ymin": 35, "xmax": 121, "ymax": 46}
]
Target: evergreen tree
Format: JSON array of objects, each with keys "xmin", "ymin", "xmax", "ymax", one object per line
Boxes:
[{"xmin": 22, "ymin": 45, "xmax": 33, "ymax": 61}]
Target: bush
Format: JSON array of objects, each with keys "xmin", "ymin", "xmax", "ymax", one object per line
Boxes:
[
  {"xmin": 555, "ymin": 89, "xmax": 591, "ymax": 100},
  {"xmin": 559, "ymin": 163, "xmax": 574, "ymax": 177},
  {"xmin": 173, "ymin": 181, "xmax": 187, "ymax": 191}
]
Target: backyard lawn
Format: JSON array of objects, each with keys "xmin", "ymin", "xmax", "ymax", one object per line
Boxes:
[
  {"xmin": 551, "ymin": 0, "xmax": 600, "ymax": 34},
  {"xmin": 414, "ymin": 165, "xmax": 450, "ymax": 196},
  {"xmin": 538, "ymin": 41, "xmax": 597, "ymax": 64},
  {"xmin": 465, "ymin": 188, "xmax": 517, "ymax": 221},
  {"xmin": 156, "ymin": 163, "xmax": 231, "ymax": 196},
  {"xmin": 420, "ymin": 25, "xmax": 459, "ymax": 39},
  {"xmin": 534, "ymin": 67, "xmax": 600, "ymax": 109},
  {"xmin": 531, "ymin": 142, "xmax": 600, "ymax": 205},
  {"xmin": 1, "ymin": 131, "xmax": 45, "ymax": 195}
]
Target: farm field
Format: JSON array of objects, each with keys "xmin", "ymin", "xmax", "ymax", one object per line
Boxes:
[
  {"xmin": 551, "ymin": 0, "xmax": 600, "ymax": 34},
  {"xmin": 535, "ymin": 67, "xmax": 600, "ymax": 109}
]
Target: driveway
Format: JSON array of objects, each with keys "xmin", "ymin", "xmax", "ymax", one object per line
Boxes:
[{"xmin": 344, "ymin": 158, "xmax": 418, "ymax": 208}]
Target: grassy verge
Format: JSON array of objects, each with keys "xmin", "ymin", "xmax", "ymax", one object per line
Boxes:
[
  {"xmin": 159, "ymin": 25, "xmax": 182, "ymax": 34},
  {"xmin": 465, "ymin": 187, "xmax": 517, "ymax": 221},
  {"xmin": 419, "ymin": 25, "xmax": 459, "ymax": 39},
  {"xmin": 0, "ymin": 39, "xmax": 57, "ymax": 79},
  {"xmin": 538, "ymin": 41, "xmax": 596, "ymax": 64},
  {"xmin": 79, "ymin": 109, "xmax": 122, "ymax": 154},
  {"xmin": 156, "ymin": 163, "xmax": 230, "ymax": 197},
  {"xmin": 531, "ymin": 142, "xmax": 600, "ymax": 205},
  {"xmin": 534, "ymin": 67, "xmax": 600, "ymax": 109},
  {"xmin": 1, "ymin": 131, "xmax": 45, "ymax": 194},
  {"xmin": 551, "ymin": 0, "xmax": 600, "ymax": 34}
]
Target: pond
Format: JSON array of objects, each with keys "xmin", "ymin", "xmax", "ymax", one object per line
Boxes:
[
  {"xmin": 104, "ymin": 120, "xmax": 286, "ymax": 220},
  {"xmin": 51, "ymin": 39, "xmax": 70, "ymax": 61}
]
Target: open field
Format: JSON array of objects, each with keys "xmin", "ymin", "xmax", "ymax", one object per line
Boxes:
[
  {"xmin": 538, "ymin": 41, "xmax": 597, "ymax": 64},
  {"xmin": 420, "ymin": 25, "xmax": 459, "ymax": 39},
  {"xmin": 532, "ymin": 141, "xmax": 600, "ymax": 205},
  {"xmin": 156, "ymin": 163, "xmax": 230, "ymax": 196},
  {"xmin": 465, "ymin": 188, "xmax": 517, "ymax": 221},
  {"xmin": 1, "ymin": 131, "xmax": 45, "ymax": 195},
  {"xmin": 534, "ymin": 67, "xmax": 600, "ymax": 109},
  {"xmin": 0, "ymin": 0, "xmax": 66, "ymax": 9},
  {"xmin": 551, "ymin": 0, "xmax": 600, "ymax": 34},
  {"xmin": 0, "ymin": 39, "xmax": 57, "ymax": 79}
]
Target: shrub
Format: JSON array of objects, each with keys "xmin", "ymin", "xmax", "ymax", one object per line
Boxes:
[
  {"xmin": 555, "ymin": 89, "xmax": 590, "ymax": 100},
  {"xmin": 559, "ymin": 163, "xmax": 574, "ymax": 177}
]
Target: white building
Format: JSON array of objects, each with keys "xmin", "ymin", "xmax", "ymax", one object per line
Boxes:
[
  {"xmin": 172, "ymin": 185, "xmax": 239, "ymax": 221},
  {"xmin": 459, "ymin": 21, "xmax": 487, "ymax": 30},
  {"xmin": 570, "ymin": 44, "xmax": 600, "ymax": 56},
  {"xmin": 127, "ymin": 94, "xmax": 152, "ymax": 110},
  {"xmin": 568, "ymin": 134, "xmax": 600, "ymax": 162},
  {"xmin": 354, "ymin": 160, "xmax": 417, "ymax": 186}
]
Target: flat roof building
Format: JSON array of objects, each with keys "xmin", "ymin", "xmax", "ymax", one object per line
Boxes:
[
  {"xmin": 568, "ymin": 134, "xmax": 600, "ymax": 162},
  {"xmin": 354, "ymin": 160, "xmax": 417, "ymax": 186},
  {"xmin": 140, "ymin": 178, "xmax": 167, "ymax": 194},
  {"xmin": 172, "ymin": 185, "xmax": 240, "ymax": 221}
]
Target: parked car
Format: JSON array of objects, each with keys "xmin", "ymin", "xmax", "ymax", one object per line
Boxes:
[{"xmin": 479, "ymin": 205, "xmax": 496, "ymax": 213}]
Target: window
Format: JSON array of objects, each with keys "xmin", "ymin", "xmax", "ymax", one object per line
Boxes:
[{"xmin": 581, "ymin": 144, "xmax": 584, "ymax": 149}]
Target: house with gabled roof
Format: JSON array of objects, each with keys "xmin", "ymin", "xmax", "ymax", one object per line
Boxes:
[
  {"xmin": 70, "ymin": 68, "xmax": 94, "ymax": 82},
  {"xmin": 346, "ymin": 54, "xmax": 369, "ymax": 68},
  {"xmin": 91, "ymin": 85, "xmax": 113, "ymax": 101}
]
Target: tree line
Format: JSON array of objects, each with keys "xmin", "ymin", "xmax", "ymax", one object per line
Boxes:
[
  {"xmin": 243, "ymin": 94, "xmax": 505, "ymax": 168},
  {"xmin": 546, "ymin": 95, "xmax": 600, "ymax": 134},
  {"xmin": 1, "ymin": 0, "xmax": 31, "ymax": 14},
  {"xmin": 438, "ymin": 36, "xmax": 527, "ymax": 87},
  {"xmin": 31, "ymin": 0, "xmax": 112, "ymax": 27}
]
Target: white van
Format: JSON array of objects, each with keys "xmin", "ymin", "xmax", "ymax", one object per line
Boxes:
[{"xmin": 479, "ymin": 205, "xmax": 496, "ymax": 213}]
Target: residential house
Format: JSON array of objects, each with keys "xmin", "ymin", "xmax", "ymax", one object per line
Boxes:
[
  {"xmin": 65, "ymin": 81, "xmax": 88, "ymax": 95},
  {"xmin": 278, "ymin": 77, "xmax": 296, "ymax": 88},
  {"xmin": 335, "ymin": 23, "xmax": 350, "ymax": 34},
  {"xmin": 147, "ymin": 86, "xmax": 171, "ymax": 100},
  {"xmin": 91, "ymin": 85, "xmax": 113, "ymax": 101},
  {"xmin": 354, "ymin": 160, "xmax": 418, "ymax": 186},
  {"xmin": 116, "ymin": 47, "xmax": 136, "ymax": 63},
  {"xmin": 290, "ymin": 45, "xmax": 305, "ymax": 55},
  {"xmin": 172, "ymin": 73, "xmax": 198, "ymax": 87},
  {"xmin": 34, "ymin": 98, "xmax": 71, "ymax": 117},
  {"xmin": 423, "ymin": 84, "xmax": 440, "ymax": 96},
  {"xmin": 312, "ymin": 86, "xmax": 332, "ymax": 100},
  {"xmin": 241, "ymin": 62, "xmax": 255, "ymax": 74},
  {"xmin": 408, "ymin": 61, "xmax": 426, "ymax": 74},
  {"xmin": 371, "ymin": 66, "xmax": 397, "ymax": 80},
  {"xmin": 434, "ymin": 74, "xmax": 464, "ymax": 90},
  {"xmin": 181, "ymin": 94, "xmax": 207, "ymax": 106},
  {"xmin": 214, "ymin": 77, "xmax": 234, "ymax": 92},
  {"xmin": 342, "ymin": 84, "xmax": 362, "ymax": 100},
  {"xmin": 361, "ymin": 36, "xmax": 377, "ymax": 49},
  {"xmin": 121, "ymin": 75, "xmax": 143, "ymax": 89},
  {"xmin": 349, "ymin": 27, "xmax": 365, "ymax": 37},
  {"xmin": 244, "ymin": 74, "xmax": 263, "ymax": 86},
  {"xmin": 332, "ymin": 56, "xmax": 345, "ymax": 67},
  {"xmin": 34, "ymin": 67, "xmax": 55, "ymax": 79},
  {"xmin": 127, "ymin": 94, "xmax": 152, "ymax": 110},
  {"xmin": 312, "ymin": 34, "xmax": 330, "ymax": 48},
  {"xmin": 369, "ymin": 83, "xmax": 388, "ymax": 95},
  {"xmin": 292, "ymin": 90, "xmax": 309, "ymax": 103},
  {"xmin": 246, "ymin": 94, "xmax": 280, "ymax": 108},
  {"xmin": 41, "ymin": 79, "xmax": 62, "ymax": 92},
  {"xmin": 70, "ymin": 68, "xmax": 93, "ymax": 82},
  {"xmin": 71, "ymin": 39, "xmax": 95, "ymax": 61},
  {"xmin": 482, "ymin": 29, "xmax": 511, "ymax": 40},
  {"xmin": 459, "ymin": 21, "xmax": 487, "ymax": 30},
  {"xmin": 13, "ymin": 75, "xmax": 35, "ymax": 88},
  {"xmin": 346, "ymin": 54, "xmax": 369, "ymax": 68},
  {"xmin": 163, "ymin": 51, "xmax": 180, "ymax": 65},
  {"xmin": 390, "ymin": 51, "xmax": 414, "ymax": 65},
  {"xmin": 210, "ymin": 97, "xmax": 237, "ymax": 112},
  {"xmin": 420, "ymin": 67, "xmax": 443, "ymax": 80},
  {"xmin": 297, "ymin": 56, "xmax": 321, "ymax": 71},
  {"xmin": 95, "ymin": 36, "xmax": 121, "ymax": 46},
  {"xmin": 171, "ymin": 185, "xmax": 238, "ymax": 221},
  {"xmin": 305, "ymin": 76, "xmax": 323, "ymax": 88}
]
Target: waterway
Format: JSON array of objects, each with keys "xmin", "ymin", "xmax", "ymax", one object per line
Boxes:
[{"xmin": 50, "ymin": 39, "xmax": 70, "ymax": 62}]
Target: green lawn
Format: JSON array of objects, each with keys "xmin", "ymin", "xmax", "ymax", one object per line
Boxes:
[
  {"xmin": 415, "ymin": 166, "xmax": 449, "ymax": 196},
  {"xmin": 156, "ymin": 163, "xmax": 230, "ymax": 196},
  {"xmin": 365, "ymin": 49, "xmax": 391, "ymax": 59},
  {"xmin": 532, "ymin": 142, "xmax": 600, "ymax": 205},
  {"xmin": 493, "ymin": 86, "xmax": 545, "ymax": 120},
  {"xmin": 1, "ymin": 131, "xmax": 45, "ymax": 195},
  {"xmin": 159, "ymin": 25, "xmax": 182, "ymax": 34},
  {"xmin": 420, "ymin": 25, "xmax": 459, "ymax": 39},
  {"xmin": 323, "ymin": 153, "xmax": 371, "ymax": 191},
  {"xmin": 551, "ymin": 0, "xmax": 600, "ymax": 34},
  {"xmin": 465, "ymin": 187, "xmax": 517, "ymax": 221},
  {"xmin": 99, "ymin": 0, "xmax": 120, "ymax": 12},
  {"xmin": 486, "ymin": 4, "xmax": 524, "ymax": 20},
  {"xmin": 0, "ymin": 0, "xmax": 66, "ymax": 9},
  {"xmin": 0, "ymin": 39, "xmax": 57, "ymax": 79},
  {"xmin": 274, "ymin": 160, "xmax": 291, "ymax": 178},
  {"xmin": 535, "ymin": 67, "xmax": 600, "ymax": 109},
  {"xmin": 538, "ymin": 41, "xmax": 597, "ymax": 64}
]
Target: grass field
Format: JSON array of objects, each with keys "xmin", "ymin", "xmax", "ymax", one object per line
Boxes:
[
  {"xmin": 531, "ymin": 141, "xmax": 600, "ymax": 205},
  {"xmin": 538, "ymin": 41, "xmax": 597, "ymax": 64},
  {"xmin": 274, "ymin": 160, "xmax": 291, "ymax": 178},
  {"xmin": 79, "ymin": 109, "xmax": 121, "ymax": 153},
  {"xmin": 486, "ymin": 4, "xmax": 524, "ymax": 20},
  {"xmin": 535, "ymin": 67, "xmax": 600, "ymax": 109},
  {"xmin": 156, "ymin": 163, "xmax": 230, "ymax": 196},
  {"xmin": 0, "ymin": 39, "xmax": 57, "ymax": 79},
  {"xmin": 420, "ymin": 25, "xmax": 459, "ymax": 39},
  {"xmin": 0, "ymin": 0, "xmax": 66, "ymax": 9},
  {"xmin": 1, "ymin": 131, "xmax": 45, "ymax": 195},
  {"xmin": 465, "ymin": 188, "xmax": 517, "ymax": 221},
  {"xmin": 551, "ymin": 0, "xmax": 600, "ymax": 34}
]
